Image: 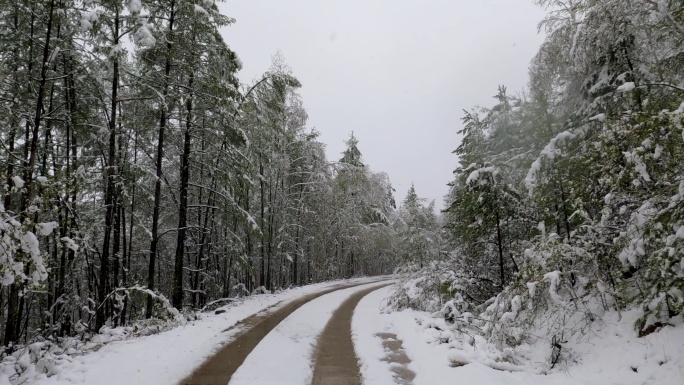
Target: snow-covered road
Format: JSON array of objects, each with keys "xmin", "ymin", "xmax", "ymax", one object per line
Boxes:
[
  {"xmin": 229, "ymin": 283, "xmax": 390, "ymax": 385},
  {"xmin": 30, "ymin": 279, "xmax": 530, "ymax": 385},
  {"xmin": 25, "ymin": 277, "xmax": 684, "ymax": 385},
  {"xmin": 30, "ymin": 278, "xmax": 385, "ymax": 385}
]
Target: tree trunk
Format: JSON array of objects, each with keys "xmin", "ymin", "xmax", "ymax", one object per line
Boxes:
[
  {"xmin": 96, "ymin": 6, "xmax": 120, "ymax": 332},
  {"xmin": 172, "ymin": 71, "xmax": 194, "ymax": 310},
  {"xmin": 147, "ymin": 0, "xmax": 175, "ymax": 318},
  {"xmin": 495, "ymin": 208, "xmax": 505, "ymax": 289},
  {"xmin": 259, "ymin": 160, "xmax": 266, "ymax": 288},
  {"xmin": 5, "ymin": 0, "xmax": 55, "ymax": 347},
  {"xmin": 350, "ymin": 250, "xmax": 354, "ymax": 277},
  {"xmin": 2, "ymin": 8, "xmax": 20, "ymax": 210},
  {"xmin": 245, "ymin": 187, "xmax": 254, "ymax": 292}
]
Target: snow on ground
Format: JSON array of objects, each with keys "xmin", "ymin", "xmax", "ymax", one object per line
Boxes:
[
  {"xmin": 18, "ymin": 277, "xmax": 683, "ymax": 385},
  {"xmin": 353, "ymin": 285, "xmax": 402, "ymax": 385},
  {"xmin": 353, "ymin": 285, "xmax": 684, "ymax": 385},
  {"xmin": 353, "ymin": 286, "xmax": 538, "ymax": 385},
  {"xmin": 531, "ymin": 309, "xmax": 684, "ymax": 385},
  {"xmin": 229, "ymin": 281, "xmax": 390, "ymax": 385},
  {"xmin": 28, "ymin": 277, "xmax": 382, "ymax": 385}
]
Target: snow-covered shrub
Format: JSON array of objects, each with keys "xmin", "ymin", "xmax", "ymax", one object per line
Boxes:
[
  {"xmin": 599, "ymin": 105, "xmax": 684, "ymax": 331},
  {"xmin": 0, "ymin": 339, "xmax": 78, "ymax": 383},
  {"xmin": 0, "ymin": 316, "xmax": 183, "ymax": 384},
  {"xmin": 106, "ymin": 286, "xmax": 186, "ymax": 333},
  {"xmin": 479, "ymin": 235, "xmax": 612, "ymax": 358},
  {"xmin": 390, "ymin": 232, "xmax": 620, "ymax": 370},
  {"xmin": 0, "ymin": 285, "xmax": 208, "ymax": 384},
  {"xmin": 0, "ymin": 205, "xmax": 51, "ymax": 287},
  {"xmin": 630, "ymin": 186, "xmax": 684, "ymax": 331},
  {"xmin": 387, "ymin": 261, "xmax": 470, "ymax": 314}
]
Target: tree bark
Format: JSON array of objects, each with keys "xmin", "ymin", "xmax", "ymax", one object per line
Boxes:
[
  {"xmin": 96, "ymin": 5, "xmax": 120, "ymax": 332},
  {"xmin": 259, "ymin": 160, "xmax": 266, "ymax": 288},
  {"xmin": 173, "ymin": 71, "xmax": 194, "ymax": 310},
  {"xmin": 147, "ymin": 0, "xmax": 175, "ymax": 318},
  {"xmin": 495, "ymin": 208, "xmax": 505, "ymax": 289},
  {"xmin": 5, "ymin": 0, "xmax": 54, "ymax": 347}
]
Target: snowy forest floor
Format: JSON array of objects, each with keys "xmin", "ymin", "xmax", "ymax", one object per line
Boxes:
[
  {"xmin": 7, "ymin": 278, "xmax": 683, "ymax": 385},
  {"xmin": 357, "ymin": 286, "xmax": 684, "ymax": 385}
]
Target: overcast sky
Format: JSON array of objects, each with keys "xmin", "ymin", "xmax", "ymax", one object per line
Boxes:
[{"xmin": 219, "ymin": 0, "xmax": 547, "ymax": 210}]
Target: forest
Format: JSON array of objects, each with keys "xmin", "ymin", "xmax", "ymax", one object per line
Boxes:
[
  {"xmin": 0, "ymin": 0, "xmax": 441, "ymax": 351},
  {"xmin": 0, "ymin": 0, "xmax": 683, "ymax": 380},
  {"xmin": 392, "ymin": 0, "xmax": 684, "ymax": 364}
]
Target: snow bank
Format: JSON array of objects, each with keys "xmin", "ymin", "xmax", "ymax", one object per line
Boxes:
[
  {"xmin": 354, "ymin": 286, "xmax": 541, "ymax": 385},
  {"xmin": 364, "ymin": 286, "xmax": 684, "ymax": 385}
]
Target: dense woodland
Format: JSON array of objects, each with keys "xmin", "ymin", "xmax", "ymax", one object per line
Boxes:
[
  {"xmin": 0, "ymin": 0, "xmax": 445, "ymax": 351},
  {"xmin": 1, "ymin": 0, "xmax": 683, "ymax": 373},
  {"xmin": 391, "ymin": 0, "xmax": 684, "ymax": 358}
]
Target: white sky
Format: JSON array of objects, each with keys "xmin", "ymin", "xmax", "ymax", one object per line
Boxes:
[{"xmin": 219, "ymin": 0, "xmax": 547, "ymax": 210}]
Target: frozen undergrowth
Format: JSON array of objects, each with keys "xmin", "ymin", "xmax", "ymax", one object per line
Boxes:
[
  {"xmin": 0, "ymin": 299, "xmax": 220, "ymax": 384},
  {"xmin": 375, "ymin": 285, "xmax": 684, "ymax": 384},
  {"xmin": 386, "ymin": 260, "xmax": 684, "ymax": 382},
  {"xmin": 0, "ymin": 284, "xmax": 200, "ymax": 384}
]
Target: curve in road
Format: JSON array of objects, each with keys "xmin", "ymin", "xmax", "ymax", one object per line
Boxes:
[{"xmin": 179, "ymin": 279, "xmax": 389, "ymax": 385}]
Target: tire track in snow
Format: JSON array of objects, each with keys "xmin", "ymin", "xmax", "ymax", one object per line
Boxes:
[
  {"xmin": 179, "ymin": 279, "xmax": 389, "ymax": 385},
  {"xmin": 375, "ymin": 332, "xmax": 416, "ymax": 384},
  {"xmin": 311, "ymin": 283, "xmax": 393, "ymax": 385}
]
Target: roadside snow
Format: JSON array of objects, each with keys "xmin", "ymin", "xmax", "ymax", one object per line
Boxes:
[
  {"xmin": 533, "ymin": 309, "xmax": 684, "ymax": 385},
  {"xmin": 25, "ymin": 277, "xmax": 683, "ymax": 385},
  {"xmin": 353, "ymin": 285, "xmax": 400, "ymax": 385},
  {"xmin": 29, "ymin": 277, "xmax": 382, "ymax": 385},
  {"xmin": 354, "ymin": 286, "xmax": 544, "ymax": 384},
  {"xmin": 229, "ymin": 281, "xmax": 390, "ymax": 385},
  {"xmin": 353, "ymin": 286, "xmax": 684, "ymax": 385}
]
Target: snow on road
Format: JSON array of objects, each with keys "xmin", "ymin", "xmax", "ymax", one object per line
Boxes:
[
  {"xmin": 353, "ymin": 286, "xmax": 400, "ymax": 385},
  {"xmin": 30, "ymin": 277, "xmax": 382, "ymax": 385},
  {"xmin": 23, "ymin": 277, "xmax": 683, "ymax": 385},
  {"xmin": 229, "ymin": 281, "xmax": 390, "ymax": 385}
]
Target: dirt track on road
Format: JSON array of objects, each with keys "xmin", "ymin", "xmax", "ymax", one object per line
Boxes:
[
  {"xmin": 179, "ymin": 279, "xmax": 389, "ymax": 385},
  {"xmin": 311, "ymin": 283, "xmax": 393, "ymax": 385}
]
